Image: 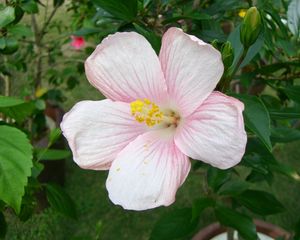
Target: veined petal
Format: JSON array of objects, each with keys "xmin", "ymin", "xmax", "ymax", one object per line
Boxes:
[
  {"xmin": 159, "ymin": 27, "xmax": 224, "ymax": 117},
  {"xmin": 106, "ymin": 131, "xmax": 191, "ymax": 210},
  {"xmin": 85, "ymin": 32, "xmax": 168, "ymax": 105},
  {"xmin": 175, "ymin": 92, "xmax": 247, "ymax": 169},
  {"xmin": 60, "ymin": 99, "xmax": 146, "ymax": 170}
]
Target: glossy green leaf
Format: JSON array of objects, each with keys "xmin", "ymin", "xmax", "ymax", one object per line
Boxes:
[
  {"xmin": 45, "ymin": 183, "xmax": 77, "ymax": 219},
  {"xmin": 217, "ymin": 179, "xmax": 249, "ymax": 196},
  {"xmin": 233, "ymin": 94, "xmax": 272, "ymax": 151},
  {"xmin": 271, "ymin": 127, "xmax": 300, "ymax": 143},
  {"xmin": 0, "ymin": 6, "xmax": 15, "ymax": 29},
  {"xmin": 48, "ymin": 128, "xmax": 62, "ymax": 146},
  {"xmin": 215, "ymin": 206, "xmax": 258, "ymax": 240},
  {"xmin": 0, "ymin": 95, "xmax": 25, "ymax": 107},
  {"xmin": 162, "ymin": 12, "xmax": 211, "ymax": 24},
  {"xmin": 228, "ymin": 25, "xmax": 263, "ymax": 71},
  {"xmin": 0, "ymin": 126, "xmax": 33, "ymax": 214},
  {"xmin": 282, "ymin": 86, "xmax": 300, "ymax": 104},
  {"xmin": 235, "ymin": 190, "xmax": 285, "ymax": 215},
  {"xmin": 207, "ymin": 167, "xmax": 231, "ymax": 192},
  {"xmin": 150, "ymin": 208, "xmax": 198, "ymax": 240},
  {"xmin": 0, "ymin": 101, "xmax": 35, "ymax": 122},
  {"xmin": 287, "ymin": 0, "xmax": 300, "ymax": 37},
  {"xmin": 269, "ymin": 109, "xmax": 300, "ymax": 120},
  {"xmin": 36, "ymin": 149, "xmax": 71, "ymax": 161},
  {"xmin": 21, "ymin": 0, "xmax": 39, "ymax": 14},
  {"xmin": 0, "ymin": 37, "xmax": 19, "ymax": 55},
  {"xmin": 7, "ymin": 24, "xmax": 33, "ymax": 38},
  {"xmin": 269, "ymin": 163, "xmax": 300, "ymax": 182},
  {"xmin": 192, "ymin": 198, "xmax": 215, "ymax": 221},
  {"xmin": 92, "ymin": 0, "xmax": 137, "ymax": 21}
]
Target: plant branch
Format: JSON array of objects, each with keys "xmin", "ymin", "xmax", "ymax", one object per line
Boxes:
[{"xmin": 40, "ymin": 4, "xmax": 59, "ymax": 38}]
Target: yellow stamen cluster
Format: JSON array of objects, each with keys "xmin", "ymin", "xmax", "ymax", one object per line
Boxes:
[{"xmin": 130, "ymin": 98, "xmax": 163, "ymax": 127}]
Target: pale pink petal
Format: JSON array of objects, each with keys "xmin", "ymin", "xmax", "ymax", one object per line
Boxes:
[
  {"xmin": 85, "ymin": 32, "xmax": 168, "ymax": 105},
  {"xmin": 159, "ymin": 27, "xmax": 224, "ymax": 117},
  {"xmin": 60, "ymin": 99, "xmax": 146, "ymax": 170},
  {"xmin": 175, "ymin": 92, "xmax": 247, "ymax": 169},
  {"xmin": 106, "ymin": 131, "xmax": 191, "ymax": 210}
]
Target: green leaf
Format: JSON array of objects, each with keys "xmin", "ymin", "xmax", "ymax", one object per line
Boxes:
[
  {"xmin": 36, "ymin": 149, "xmax": 71, "ymax": 161},
  {"xmin": 287, "ymin": 0, "xmax": 300, "ymax": 37},
  {"xmin": 0, "ymin": 212, "xmax": 7, "ymax": 239},
  {"xmin": 150, "ymin": 208, "xmax": 198, "ymax": 240},
  {"xmin": 0, "ymin": 95, "xmax": 25, "ymax": 107},
  {"xmin": 192, "ymin": 198, "xmax": 215, "ymax": 221},
  {"xmin": 133, "ymin": 24, "xmax": 161, "ymax": 54},
  {"xmin": 0, "ymin": 101, "xmax": 36, "ymax": 122},
  {"xmin": 92, "ymin": 0, "xmax": 137, "ymax": 21},
  {"xmin": 235, "ymin": 190, "xmax": 285, "ymax": 215},
  {"xmin": 269, "ymin": 163, "xmax": 300, "ymax": 182},
  {"xmin": 7, "ymin": 24, "xmax": 33, "ymax": 38},
  {"xmin": 271, "ymin": 127, "xmax": 300, "ymax": 143},
  {"xmin": 162, "ymin": 12, "xmax": 211, "ymax": 24},
  {"xmin": 207, "ymin": 167, "xmax": 231, "ymax": 192},
  {"xmin": 215, "ymin": 206, "xmax": 258, "ymax": 240},
  {"xmin": 233, "ymin": 94, "xmax": 272, "ymax": 151},
  {"xmin": 48, "ymin": 128, "xmax": 62, "ymax": 146},
  {"xmin": 0, "ymin": 126, "xmax": 33, "ymax": 214},
  {"xmin": 217, "ymin": 179, "xmax": 249, "ymax": 196},
  {"xmin": 0, "ymin": 37, "xmax": 19, "ymax": 55},
  {"xmin": 21, "ymin": 0, "xmax": 39, "ymax": 14},
  {"xmin": 45, "ymin": 183, "xmax": 77, "ymax": 219},
  {"xmin": 269, "ymin": 108, "xmax": 300, "ymax": 120},
  {"xmin": 240, "ymin": 32, "xmax": 264, "ymax": 68},
  {"xmin": 281, "ymin": 86, "xmax": 300, "ymax": 104},
  {"xmin": 0, "ymin": 6, "xmax": 15, "ymax": 29}
]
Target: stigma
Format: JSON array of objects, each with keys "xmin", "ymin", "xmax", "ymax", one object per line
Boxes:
[{"xmin": 130, "ymin": 99, "xmax": 180, "ymax": 128}]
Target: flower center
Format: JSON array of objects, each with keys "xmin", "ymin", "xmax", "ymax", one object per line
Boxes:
[{"xmin": 130, "ymin": 99, "xmax": 180, "ymax": 127}]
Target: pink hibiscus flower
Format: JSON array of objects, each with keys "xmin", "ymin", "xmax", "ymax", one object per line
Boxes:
[
  {"xmin": 61, "ymin": 28, "xmax": 247, "ymax": 210},
  {"xmin": 70, "ymin": 35, "xmax": 85, "ymax": 50}
]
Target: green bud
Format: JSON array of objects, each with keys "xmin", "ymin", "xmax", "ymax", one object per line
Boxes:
[
  {"xmin": 240, "ymin": 7, "xmax": 262, "ymax": 49},
  {"xmin": 221, "ymin": 41, "xmax": 234, "ymax": 69}
]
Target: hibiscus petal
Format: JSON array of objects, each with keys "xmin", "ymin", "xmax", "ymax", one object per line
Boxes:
[
  {"xmin": 85, "ymin": 32, "xmax": 168, "ymax": 105},
  {"xmin": 106, "ymin": 131, "xmax": 191, "ymax": 210},
  {"xmin": 159, "ymin": 27, "xmax": 224, "ymax": 117},
  {"xmin": 60, "ymin": 99, "xmax": 146, "ymax": 170},
  {"xmin": 175, "ymin": 92, "xmax": 247, "ymax": 169}
]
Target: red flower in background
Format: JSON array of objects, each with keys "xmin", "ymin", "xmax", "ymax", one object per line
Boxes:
[{"xmin": 71, "ymin": 36, "xmax": 85, "ymax": 50}]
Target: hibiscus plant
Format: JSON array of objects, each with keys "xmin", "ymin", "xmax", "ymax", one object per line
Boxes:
[{"xmin": 1, "ymin": 0, "xmax": 300, "ymax": 239}]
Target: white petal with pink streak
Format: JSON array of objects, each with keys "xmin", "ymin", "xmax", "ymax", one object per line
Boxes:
[
  {"xmin": 60, "ymin": 99, "xmax": 146, "ymax": 170},
  {"xmin": 85, "ymin": 32, "xmax": 168, "ymax": 105},
  {"xmin": 106, "ymin": 131, "xmax": 191, "ymax": 210},
  {"xmin": 159, "ymin": 28, "xmax": 224, "ymax": 117},
  {"xmin": 175, "ymin": 92, "xmax": 247, "ymax": 169}
]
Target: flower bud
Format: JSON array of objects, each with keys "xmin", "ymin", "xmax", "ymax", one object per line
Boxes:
[
  {"xmin": 240, "ymin": 7, "xmax": 262, "ymax": 49},
  {"xmin": 221, "ymin": 41, "xmax": 234, "ymax": 69}
]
